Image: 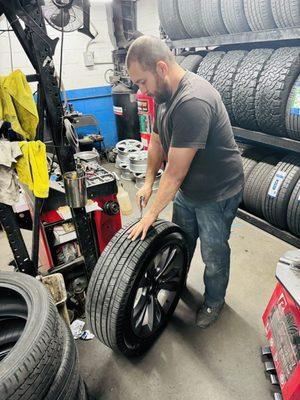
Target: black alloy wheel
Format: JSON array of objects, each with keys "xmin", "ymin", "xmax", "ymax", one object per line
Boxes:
[
  {"xmin": 130, "ymin": 240, "xmax": 185, "ymax": 338},
  {"xmin": 86, "ymin": 220, "xmax": 189, "ymax": 357}
]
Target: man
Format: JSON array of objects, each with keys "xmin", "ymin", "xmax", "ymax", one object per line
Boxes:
[{"xmin": 126, "ymin": 36, "xmax": 244, "ymax": 328}]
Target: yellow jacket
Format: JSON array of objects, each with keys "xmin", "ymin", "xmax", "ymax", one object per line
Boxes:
[
  {"xmin": 16, "ymin": 141, "xmax": 49, "ymax": 198},
  {"xmin": 0, "ymin": 70, "xmax": 39, "ymax": 140}
]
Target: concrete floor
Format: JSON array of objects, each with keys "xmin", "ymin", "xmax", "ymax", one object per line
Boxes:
[{"xmin": 0, "ymin": 169, "xmax": 295, "ymax": 400}]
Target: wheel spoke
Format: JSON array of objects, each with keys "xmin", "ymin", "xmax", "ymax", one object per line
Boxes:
[
  {"xmin": 133, "ymin": 290, "xmax": 148, "ymax": 319},
  {"xmin": 157, "ymin": 278, "xmax": 180, "ymax": 292},
  {"xmin": 156, "ymin": 247, "xmax": 178, "ymax": 280},
  {"xmin": 147, "ymin": 295, "xmax": 155, "ymax": 332},
  {"xmin": 132, "ymin": 292, "xmax": 149, "ymax": 334},
  {"xmin": 147, "ymin": 295, "xmax": 164, "ymax": 333},
  {"xmin": 160, "ymin": 264, "xmax": 181, "ymax": 282}
]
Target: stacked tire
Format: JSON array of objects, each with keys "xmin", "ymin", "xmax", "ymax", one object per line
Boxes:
[
  {"xmin": 179, "ymin": 54, "xmax": 203, "ymax": 72},
  {"xmin": 241, "ymin": 148, "xmax": 300, "ymax": 238},
  {"xmin": 197, "ymin": 47, "xmax": 300, "ymax": 139},
  {"xmin": 157, "ymin": 0, "xmax": 300, "ymax": 40},
  {"xmin": 0, "ymin": 272, "xmax": 87, "ymax": 400}
]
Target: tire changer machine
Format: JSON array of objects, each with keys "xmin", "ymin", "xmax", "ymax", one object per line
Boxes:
[{"xmin": 0, "ymin": 0, "xmax": 137, "ymax": 314}]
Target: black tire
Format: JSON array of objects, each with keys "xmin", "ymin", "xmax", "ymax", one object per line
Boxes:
[
  {"xmin": 241, "ymin": 147, "xmax": 271, "ymax": 182},
  {"xmin": 178, "ymin": 0, "xmax": 210, "ymax": 38},
  {"xmin": 157, "ymin": 0, "xmax": 189, "ymax": 40},
  {"xmin": 201, "ymin": 0, "xmax": 229, "ymax": 36},
  {"xmin": 0, "ymin": 318, "xmax": 25, "ymax": 349},
  {"xmin": 262, "ymin": 154, "xmax": 300, "ymax": 229},
  {"xmin": 76, "ymin": 377, "xmax": 88, "ymax": 400},
  {"xmin": 212, "ymin": 50, "xmax": 248, "ymax": 123},
  {"xmin": 0, "ymin": 318, "xmax": 26, "ymax": 362},
  {"xmin": 271, "ymin": 0, "xmax": 300, "ymax": 28},
  {"xmin": 243, "ymin": 154, "xmax": 283, "ymax": 217},
  {"xmin": 44, "ymin": 321, "xmax": 80, "ymax": 400},
  {"xmin": 86, "ymin": 220, "xmax": 189, "ymax": 357},
  {"xmin": 244, "ymin": 0, "xmax": 277, "ymax": 31},
  {"xmin": 287, "ymin": 178, "xmax": 300, "ymax": 236},
  {"xmin": 286, "ymin": 74, "xmax": 300, "ymax": 140},
  {"xmin": 0, "ymin": 272, "xmax": 63, "ymax": 400},
  {"xmin": 197, "ymin": 51, "xmax": 226, "ymax": 83},
  {"xmin": 175, "ymin": 55, "xmax": 186, "ymax": 65},
  {"xmin": 180, "ymin": 54, "xmax": 203, "ymax": 72},
  {"xmin": 255, "ymin": 47, "xmax": 300, "ymax": 136},
  {"xmin": 220, "ymin": 0, "xmax": 251, "ymax": 33},
  {"xmin": 232, "ymin": 48, "xmax": 274, "ymax": 131}
]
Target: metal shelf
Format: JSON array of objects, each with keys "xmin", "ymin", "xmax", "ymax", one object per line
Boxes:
[
  {"xmin": 233, "ymin": 127, "xmax": 300, "ymax": 154},
  {"xmin": 237, "ymin": 209, "xmax": 300, "ymax": 248},
  {"xmin": 167, "ymin": 27, "xmax": 300, "ymax": 49},
  {"xmin": 48, "ymin": 256, "xmax": 84, "ymax": 275}
]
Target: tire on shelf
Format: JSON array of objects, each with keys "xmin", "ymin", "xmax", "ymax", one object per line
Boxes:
[
  {"xmin": 0, "ymin": 272, "xmax": 63, "ymax": 400},
  {"xmin": 201, "ymin": 0, "xmax": 229, "ymax": 36},
  {"xmin": 241, "ymin": 147, "xmax": 272, "ymax": 183},
  {"xmin": 180, "ymin": 54, "xmax": 203, "ymax": 72},
  {"xmin": 175, "ymin": 55, "xmax": 186, "ymax": 65},
  {"xmin": 212, "ymin": 50, "xmax": 248, "ymax": 123},
  {"xmin": 255, "ymin": 47, "xmax": 300, "ymax": 137},
  {"xmin": 197, "ymin": 51, "xmax": 226, "ymax": 83},
  {"xmin": 220, "ymin": 0, "xmax": 251, "ymax": 33},
  {"xmin": 232, "ymin": 48, "xmax": 274, "ymax": 131},
  {"xmin": 86, "ymin": 220, "xmax": 189, "ymax": 357},
  {"xmin": 271, "ymin": 0, "xmax": 300, "ymax": 28},
  {"xmin": 262, "ymin": 154, "xmax": 300, "ymax": 229},
  {"xmin": 157, "ymin": 0, "xmax": 189, "ymax": 40},
  {"xmin": 286, "ymin": 74, "xmax": 300, "ymax": 140},
  {"xmin": 244, "ymin": 0, "xmax": 277, "ymax": 31},
  {"xmin": 287, "ymin": 178, "xmax": 300, "ymax": 237},
  {"xmin": 178, "ymin": 0, "xmax": 210, "ymax": 38},
  {"xmin": 243, "ymin": 154, "xmax": 283, "ymax": 218}
]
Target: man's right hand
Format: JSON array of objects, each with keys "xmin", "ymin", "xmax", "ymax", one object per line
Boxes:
[{"xmin": 136, "ymin": 183, "xmax": 152, "ymax": 209}]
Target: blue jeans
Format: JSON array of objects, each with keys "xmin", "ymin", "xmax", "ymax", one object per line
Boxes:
[{"xmin": 172, "ymin": 190, "xmax": 243, "ymax": 308}]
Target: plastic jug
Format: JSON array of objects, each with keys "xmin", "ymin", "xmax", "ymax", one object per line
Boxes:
[{"xmin": 117, "ymin": 184, "xmax": 133, "ymax": 216}]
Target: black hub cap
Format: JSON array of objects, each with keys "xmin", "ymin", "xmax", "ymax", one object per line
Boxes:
[{"xmin": 131, "ymin": 244, "xmax": 184, "ymax": 338}]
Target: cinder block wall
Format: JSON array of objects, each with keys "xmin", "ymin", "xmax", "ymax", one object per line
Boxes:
[
  {"xmin": 0, "ymin": 1, "xmax": 160, "ymax": 89},
  {"xmin": 0, "ymin": 1, "xmax": 160, "ymax": 146}
]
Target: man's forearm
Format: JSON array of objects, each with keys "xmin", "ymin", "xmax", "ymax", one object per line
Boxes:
[
  {"xmin": 144, "ymin": 138, "xmax": 164, "ymax": 187},
  {"xmin": 148, "ymin": 170, "xmax": 182, "ymax": 218}
]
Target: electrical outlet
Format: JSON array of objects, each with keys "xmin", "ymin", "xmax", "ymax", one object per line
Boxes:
[{"xmin": 83, "ymin": 51, "xmax": 94, "ymax": 67}]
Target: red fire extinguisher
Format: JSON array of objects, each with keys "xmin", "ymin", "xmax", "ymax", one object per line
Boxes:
[{"xmin": 136, "ymin": 91, "xmax": 155, "ymax": 150}]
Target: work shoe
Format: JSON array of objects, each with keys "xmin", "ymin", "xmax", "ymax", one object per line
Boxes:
[{"xmin": 195, "ymin": 302, "xmax": 224, "ymax": 329}]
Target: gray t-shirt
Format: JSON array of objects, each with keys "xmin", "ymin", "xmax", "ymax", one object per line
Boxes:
[{"xmin": 154, "ymin": 71, "xmax": 244, "ymax": 202}]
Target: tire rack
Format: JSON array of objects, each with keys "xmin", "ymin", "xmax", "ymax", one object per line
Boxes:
[{"xmin": 168, "ymin": 27, "xmax": 300, "ymax": 248}]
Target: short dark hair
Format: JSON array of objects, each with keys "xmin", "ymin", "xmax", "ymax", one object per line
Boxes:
[{"xmin": 126, "ymin": 35, "xmax": 175, "ymax": 72}]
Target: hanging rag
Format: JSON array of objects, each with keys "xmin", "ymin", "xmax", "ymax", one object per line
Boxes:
[
  {"xmin": 16, "ymin": 141, "xmax": 49, "ymax": 198},
  {"xmin": 0, "ymin": 140, "xmax": 22, "ymax": 206},
  {"xmin": 0, "ymin": 69, "xmax": 39, "ymax": 140}
]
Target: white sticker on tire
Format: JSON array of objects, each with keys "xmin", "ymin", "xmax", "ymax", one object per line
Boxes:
[{"xmin": 268, "ymin": 171, "xmax": 286, "ymax": 198}]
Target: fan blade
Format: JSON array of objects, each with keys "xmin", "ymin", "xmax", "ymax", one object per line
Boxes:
[{"xmin": 50, "ymin": 8, "xmax": 70, "ymax": 28}]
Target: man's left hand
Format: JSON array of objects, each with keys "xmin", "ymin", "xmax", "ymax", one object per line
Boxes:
[{"xmin": 128, "ymin": 212, "xmax": 158, "ymax": 241}]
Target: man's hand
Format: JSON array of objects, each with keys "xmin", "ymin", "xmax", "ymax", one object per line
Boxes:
[
  {"xmin": 128, "ymin": 212, "xmax": 157, "ymax": 241},
  {"xmin": 136, "ymin": 183, "xmax": 152, "ymax": 209}
]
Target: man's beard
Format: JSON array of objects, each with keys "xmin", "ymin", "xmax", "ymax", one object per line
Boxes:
[{"xmin": 151, "ymin": 75, "xmax": 172, "ymax": 104}]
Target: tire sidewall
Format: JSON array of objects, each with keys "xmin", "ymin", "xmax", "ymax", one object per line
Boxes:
[{"xmin": 117, "ymin": 232, "xmax": 189, "ymax": 355}]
